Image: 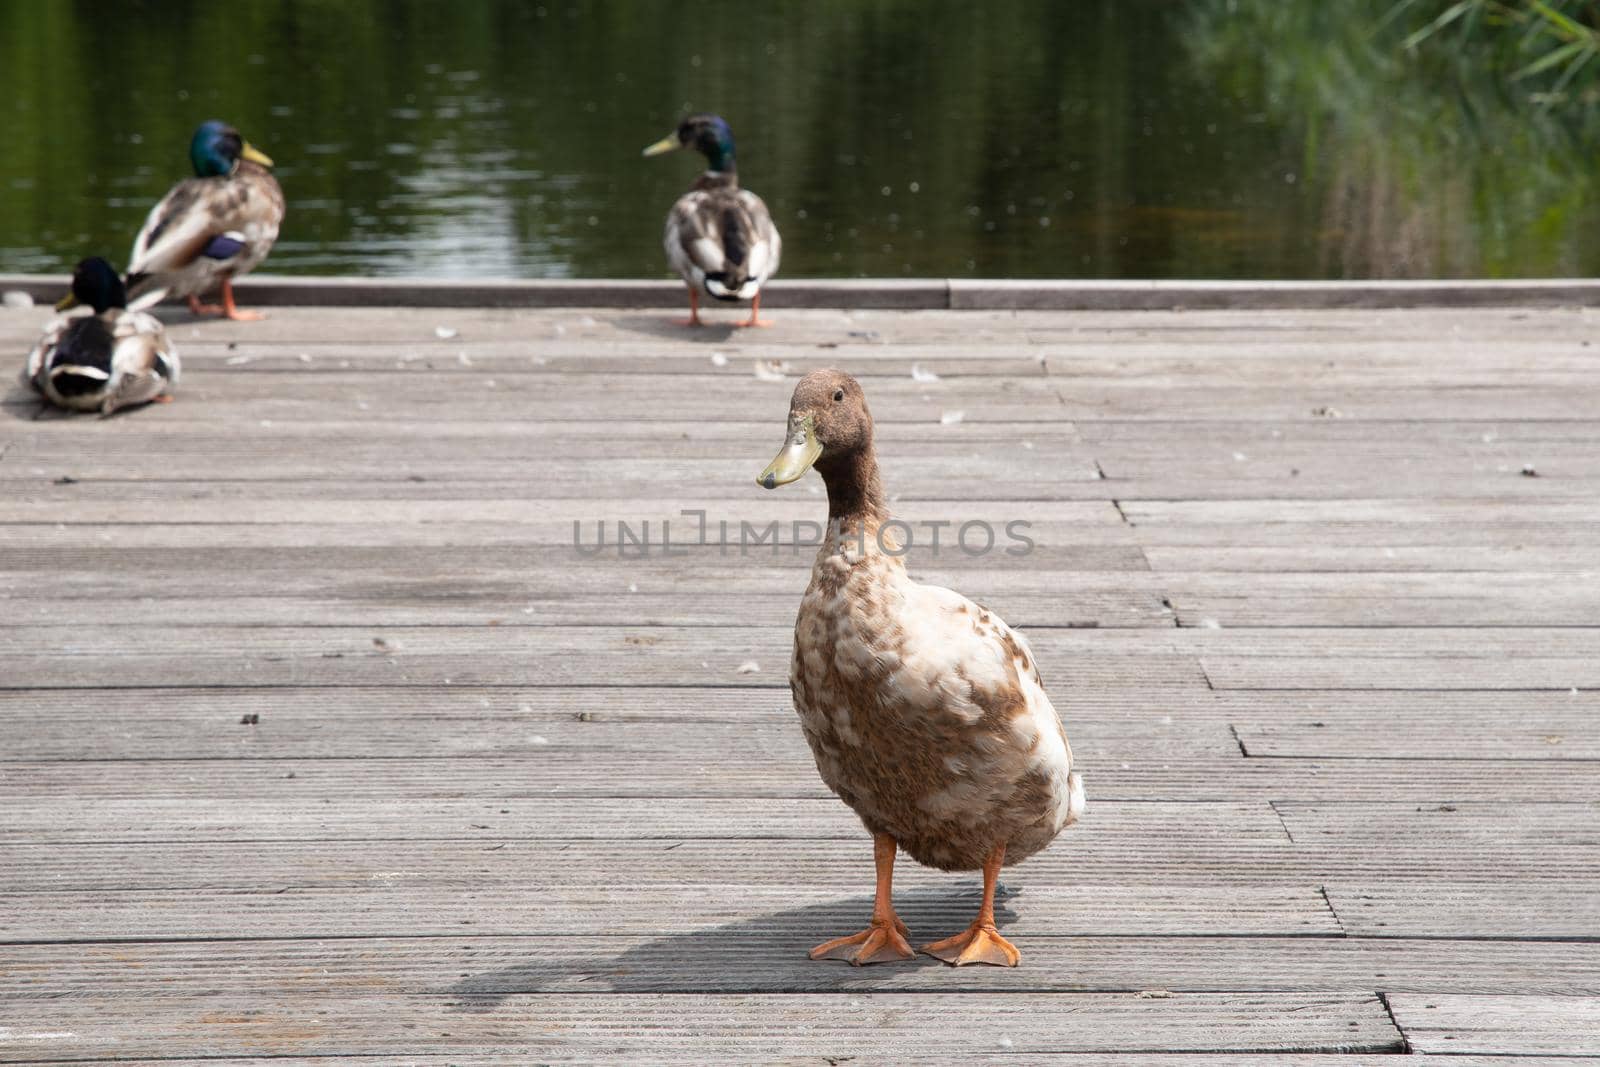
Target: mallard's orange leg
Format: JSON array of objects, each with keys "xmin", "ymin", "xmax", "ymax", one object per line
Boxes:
[
  {"xmin": 220, "ymin": 278, "xmax": 265, "ymax": 321},
  {"xmin": 678, "ymin": 286, "xmax": 703, "ymax": 327},
  {"xmin": 808, "ymin": 833, "xmax": 915, "ymax": 965},
  {"xmin": 187, "ymin": 294, "xmax": 226, "ymax": 317},
  {"xmin": 737, "ymin": 291, "xmax": 773, "ymax": 328},
  {"xmin": 923, "ymin": 840, "xmax": 1020, "ymax": 967}
]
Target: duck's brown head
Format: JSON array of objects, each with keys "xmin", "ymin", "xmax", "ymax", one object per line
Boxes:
[{"xmin": 757, "ymin": 369, "xmax": 873, "ymax": 489}]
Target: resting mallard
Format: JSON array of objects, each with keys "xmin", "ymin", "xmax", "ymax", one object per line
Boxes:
[
  {"xmin": 25, "ymin": 257, "xmax": 179, "ymax": 415},
  {"xmin": 757, "ymin": 370, "xmax": 1085, "ymax": 967},
  {"xmin": 642, "ymin": 113, "xmax": 781, "ymax": 327},
  {"xmin": 125, "ymin": 120, "xmax": 284, "ymax": 321}
]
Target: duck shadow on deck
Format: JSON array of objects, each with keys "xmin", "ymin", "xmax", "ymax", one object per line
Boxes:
[{"xmin": 448, "ymin": 883, "xmax": 1022, "ymax": 1009}]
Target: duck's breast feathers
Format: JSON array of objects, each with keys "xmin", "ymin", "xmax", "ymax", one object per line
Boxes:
[{"xmin": 664, "ymin": 185, "xmax": 780, "ymax": 299}]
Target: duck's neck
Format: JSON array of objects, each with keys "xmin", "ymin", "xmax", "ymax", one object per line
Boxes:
[
  {"xmin": 819, "ymin": 447, "xmax": 888, "ymax": 529},
  {"xmin": 693, "ymin": 167, "xmax": 739, "ymax": 192}
]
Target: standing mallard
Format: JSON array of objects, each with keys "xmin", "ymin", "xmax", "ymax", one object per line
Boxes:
[
  {"xmin": 25, "ymin": 257, "xmax": 180, "ymax": 415},
  {"xmin": 643, "ymin": 113, "xmax": 781, "ymax": 327},
  {"xmin": 758, "ymin": 370, "xmax": 1085, "ymax": 967},
  {"xmin": 125, "ymin": 120, "xmax": 284, "ymax": 321}
]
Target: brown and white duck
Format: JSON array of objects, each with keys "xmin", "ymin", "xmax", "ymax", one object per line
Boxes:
[{"xmin": 757, "ymin": 369, "xmax": 1085, "ymax": 967}]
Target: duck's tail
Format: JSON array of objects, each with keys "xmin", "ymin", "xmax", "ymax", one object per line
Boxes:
[
  {"xmin": 703, "ymin": 205, "xmax": 758, "ymax": 301},
  {"xmin": 122, "ymin": 272, "xmax": 167, "ymax": 312},
  {"xmin": 1063, "ymin": 771, "xmax": 1086, "ymax": 827}
]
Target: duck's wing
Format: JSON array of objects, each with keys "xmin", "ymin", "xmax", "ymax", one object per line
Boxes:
[
  {"xmin": 101, "ymin": 312, "xmax": 179, "ymax": 415},
  {"xmin": 897, "ymin": 581, "xmax": 1083, "ymax": 825},
  {"xmin": 128, "ymin": 179, "xmax": 218, "ymax": 277},
  {"xmin": 898, "ymin": 583, "xmax": 1074, "ymax": 755},
  {"xmin": 737, "ymin": 189, "xmax": 781, "ymax": 291},
  {"xmin": 22, "ymin": 315, "xmax": 119, "ymax": 411},
  {"xmin": 664, "ymin": 187, "xmax": 780, "ymax": 300},
  {"xmin": 23, "ymin": 314, "xmax": 72, "ymax": 392}
]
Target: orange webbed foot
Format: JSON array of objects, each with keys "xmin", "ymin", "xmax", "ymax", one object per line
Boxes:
[
  {"xmin": 187, "ymin": 297, "xmax": 226, "ymax": 317},
  {"xmin": 735, "ymin": 317, "xmax": 773, "ymax": 328},
  {"xmin": 808, "ymin": 915, "xmax": 915, "ymax": 966},
  {"xmin": 922, "ymin": 922, "xmax": 1020, "ymax": 967}
]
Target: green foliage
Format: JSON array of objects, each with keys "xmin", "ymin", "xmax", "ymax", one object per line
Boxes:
[{"xmin": 1187, "ymin": 0, "xmax": 1600, "ymax": 277}]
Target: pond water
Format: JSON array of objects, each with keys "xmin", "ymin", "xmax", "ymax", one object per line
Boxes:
[{"xmin": 2, "ymin": 0, "xmax": 1595, "ymax": 279}]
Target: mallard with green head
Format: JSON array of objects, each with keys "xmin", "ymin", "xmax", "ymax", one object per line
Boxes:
[
  {"xmin": 25, "ymin": 257, "xmax": 180, "ymax": 415},
  {"xmin": 643, "ymin": 113, "xmax": 781, "ymax": 327},
  {"xmin": 125, "ymin": 120, "xmax": 284, "ymax": 321}
]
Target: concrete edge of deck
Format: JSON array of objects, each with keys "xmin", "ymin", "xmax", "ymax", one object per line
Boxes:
[{"xmin": 5, "ymin": 273, "xmax": 1600, "ymax": 310}]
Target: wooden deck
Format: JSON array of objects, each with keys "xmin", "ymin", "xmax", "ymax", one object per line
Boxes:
[{"xmin": 1, "ymin": 298, "xmax": 1597, "ymax": 1062}]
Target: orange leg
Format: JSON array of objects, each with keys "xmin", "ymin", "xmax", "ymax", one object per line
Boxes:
[
  {"xmin": 808, "ymin": 833, "xmax": 915, "ymax": 965},
  {"xmin": 922, "ymin": 840, "xmax": 1020, "ymax": 967},
  {"xmin": 678, "ymin": 287, "xmax": 702, "ymax": 327},
  {"xmin": 737, "ymin": 291, "xmax": 773, "ymax": 328},
  {"xmin": 220, "ymin": 278, "xmax": 265, "ymax": 321},
  {"xmin": 187, "ymin": 294, "xmax": 226, "ymax": 317}
]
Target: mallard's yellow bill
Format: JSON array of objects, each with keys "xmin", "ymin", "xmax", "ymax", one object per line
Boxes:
[
  {"xmin": 54, "ymin": 293, "xmax": 78, "ymax": 312},
  {"xmin": 758, "ymin": 414, "xmax": 822, "ymax": 489},
  {"xmin": 641, "ymin": 133, "xmax": 681, "ymax": 157},
  {"xmin": 241, "ymin": 142, "xmax": 274, "ymax": 167}
]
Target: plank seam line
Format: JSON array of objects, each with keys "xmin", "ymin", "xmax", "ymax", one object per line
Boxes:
[
  {"xmin": 1317, "ymin": 885, "xmax": 1347, "ymax": 938},
  {"xmin": 1374, "ymin": 991, "xmax": 1412, "ymax": 1053},
  {"xmin": 1266, "ymin": 799, "xmax": 1294, "ymax": 842}
]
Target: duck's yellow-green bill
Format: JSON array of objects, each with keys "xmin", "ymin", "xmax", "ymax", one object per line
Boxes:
[
  {"xmin": 641, "ymin": 133, "xmax": 681, "ymax": 157},
  {"xmin": 54, "ymin": 293, "xmax": 78, "ymax": 312},
  {"xmin": 758, "ymin": 414, "xmax": 822, "ymax": 489},
  {"xmin": 241, "ymin": 142, "xmax": 274, "ymax": 167}
]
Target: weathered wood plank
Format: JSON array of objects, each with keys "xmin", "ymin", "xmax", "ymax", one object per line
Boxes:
[
  {"xmin": 0, "ymin": 884, "xmax": 1337, "ymax": 942},
  {"xmin": 0, "ymin": 691, "xmax": 1228, "ymax": 762},
  {"xmin": 1387, "ymin": 994, "xmax": 1600, "ymax": 1055},
  {"xmin": 4, "ymin": 935, "xmax": 1594, "ymax": 997},
  {"xmin": 1326, "ymin": 885, "xmax": 1600, "ymax": 939},
  {"xmin": 4, "ymin": 755, "xmax": 1596, "ymax": 805},
  {"xmin": 1145, "ymin": 545, "xmax": 1600, "ymax": 572},
  {"xmin": 1276, "ymin": 803, "xmax": 1600, "ymax": 847},
  {"xmin": 5, "ymin": 823, "xmax": 1592, "ymax": 892},
  {"xmin": 1162, "ymin": 573, "xmax": 1600, "ymax": 629},
  {"xmin": 0, "ymin": 624, "xmax": 1208, "ymax": 689},
  {"xmin": 0, "ymin": 590, "xmax": 1173, "ymax": 629},
  {"xmin": 1233, "ymin": 691, "xmax": 1600, "ymax": 760},
  {"xmin": 1203, "ymin": 656, "xmax": 1600, "ymax": 690},
  {"xmin": 0, "ymin": 495, "xmax": 1120, "ymax": 530},
  {"xmin": 0, "ymin": 992, "xmax": 1403, "ymax": 1061},
  {"xmin": 0, "ymin": 624, "xmax": 1588, "ymax": 689},
  {"xmin": 0, "ymin": 797, "xmax": 1278, "ymax": 847},
  {"xmin": 4, "ymin": 301, "xmax": 1596, "ymax": 346}
]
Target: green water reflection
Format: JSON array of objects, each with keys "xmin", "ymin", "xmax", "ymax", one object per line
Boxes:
[{"xmin": 1, "ymin": 0, "xmax": 1594, "ymax": 279}]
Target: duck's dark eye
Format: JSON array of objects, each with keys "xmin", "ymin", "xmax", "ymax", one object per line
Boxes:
[{"xmin": 833, "ymin": 389, "xmax": 844, "ymax": 402}]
